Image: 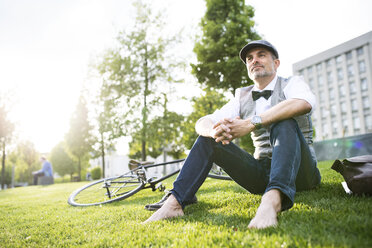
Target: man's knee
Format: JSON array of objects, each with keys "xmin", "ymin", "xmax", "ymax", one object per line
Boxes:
[
  {"xmin": 194, "ymin": 136, "xmax": 215, "ymax": 147},
  {"xmin": 270, "ymin": 119, "xmax": 299, "ymax": 139},
  {"xmin": 271, "ymin": 119, "xmax": 297, "ymax": 131}
]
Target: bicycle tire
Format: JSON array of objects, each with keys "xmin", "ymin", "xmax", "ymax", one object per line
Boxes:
[
  {"xmin": 207, "ymin": 173, "xmax": 232, "ymax": 180},
  {"xmin": 68, "ymin": 173, "xmax": 144, "ymax": 207},
  {"xmin": 208, "ymin": 164, "xmax": 232, "ymax": 180}
]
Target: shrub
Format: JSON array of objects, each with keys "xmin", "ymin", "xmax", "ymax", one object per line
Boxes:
[{"xmin": 91, "ymin": 167, "xmax": 101, "ymax": 180}]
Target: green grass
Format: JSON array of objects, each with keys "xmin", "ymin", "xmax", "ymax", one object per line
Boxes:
[{"xmin": 1, "ymin": 161, "xmax": 371, "ymax": 247}]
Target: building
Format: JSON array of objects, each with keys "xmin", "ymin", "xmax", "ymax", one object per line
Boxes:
[{"xmin": 293, "ymin": 31, "xmax": 372, "ymax": 141}]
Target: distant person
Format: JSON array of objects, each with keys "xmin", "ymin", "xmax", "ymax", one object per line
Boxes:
[
  {"xmin": 86, "ymin": 172, "xmax": 92, "ymax": 181},
  {"xmin": 32, "ymin": 156, "xmax": 53, "ymax": 185}
]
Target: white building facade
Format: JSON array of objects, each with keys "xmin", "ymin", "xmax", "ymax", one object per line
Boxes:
[{"xmin": 293, "ymin": 31, "xmax": 372, "ymax": 141}]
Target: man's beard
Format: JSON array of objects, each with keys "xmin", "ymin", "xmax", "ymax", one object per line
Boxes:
[{"xmin": 248, "ymin": 64, "xmax": 275, "ymax": 80}]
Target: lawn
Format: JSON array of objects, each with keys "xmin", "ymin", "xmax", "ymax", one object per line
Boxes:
[{"xmin": 0, "ymin": 161, "xmax": 371, "ymax": 247}]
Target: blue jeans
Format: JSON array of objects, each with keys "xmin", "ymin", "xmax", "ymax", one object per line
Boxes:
[{"xmin": 170, "ymin": 119, "xmax": 321, "ymax": 211}]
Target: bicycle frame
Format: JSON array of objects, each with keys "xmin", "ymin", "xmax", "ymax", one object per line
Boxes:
[{"xmin": 139, "ymin": 159, "xmax": 185, "ymax": 191}]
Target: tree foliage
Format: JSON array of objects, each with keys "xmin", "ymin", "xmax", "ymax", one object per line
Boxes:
[
  {"xmin": 97, "ymin": 0, "xmax": 183, "ymax": 161},
  {"xmin": 129, "ymin": 94, "xmax": 186, "ymax": 160},
  {"xmin": 91, "ymin": 167, "xmax": 101, "ymax": 180},
  {"xmin": 0, "ymin": 104, "xmax": 14, "ymax": 189},
  {"xmin": 191, "ymin": 0, "xmax": 261, "ymax": 94},
  {"xmin": 50, "ymin": 142, "xmax": 75, "ymax": 180},
  {"xmin": 65, "ymin": 95, "xmax": 94, "ymax": 181},
  {"xmin": 16, "ymin": 141, "xmax": 40, "ymax": 185},
  {"xmin": 92, "ymin": 100, "xmax": 119, "ymax": 178}
]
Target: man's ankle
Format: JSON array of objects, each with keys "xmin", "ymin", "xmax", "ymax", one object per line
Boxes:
[
  {"xmin": 166, "ymin": 194, "xmax": 182, "ymax": 209},
  {"xmin": 262, "ymin": 189, "xmax": 282, "ymax": 212}
]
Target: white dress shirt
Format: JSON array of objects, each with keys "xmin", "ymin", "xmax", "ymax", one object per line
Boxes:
[{"xmin": 207, "ymin": 75, "xmax": 316, "ymax": 124}]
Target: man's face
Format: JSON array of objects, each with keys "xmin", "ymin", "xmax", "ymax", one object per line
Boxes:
[{"xmin": 245, "ymin": 47, "xmax": 279, "ymax": 80}]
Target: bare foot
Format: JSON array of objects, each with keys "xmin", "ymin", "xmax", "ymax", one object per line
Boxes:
[
  {"xmin": 142, "ymin": 194, "xmax": 184, "ymax": 224},
  {"xmin": 248, "ymin": 189, "xmax": 282, "ymax": 229}
]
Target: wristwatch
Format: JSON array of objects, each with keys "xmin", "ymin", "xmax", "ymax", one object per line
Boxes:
[{"xmin": 251, "ymin": 115, "xmax": 262, "ymax": 129}]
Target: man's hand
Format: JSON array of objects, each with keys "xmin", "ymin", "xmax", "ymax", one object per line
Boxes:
[
  {"xmin": 212, "ymin": 117, "xmax": 255, "ymax": 145},
  {"xmin": 211, "ymin": 120, "xmax": 233, "ymax": 144}
]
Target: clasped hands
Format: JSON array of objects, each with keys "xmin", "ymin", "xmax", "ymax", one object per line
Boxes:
[{"xmin": 211, "ymin": 116, "xmax": 254, "ymax": 145}]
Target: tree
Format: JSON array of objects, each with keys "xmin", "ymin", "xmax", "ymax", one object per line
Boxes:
[
  {"xmin": 128, "ymin": 93, "xmax": 186, "ymax": 160},
  {"xmin": 50, "ymin": 142, "xmax": 75, "ymax": 181},
  {"xmin": 92, "ymin": 100, "xmax": 119, "ymax": 178},
  {"xmin": 97, "ymin": 0, "xmax": 183, "ymax": 161},
  {"xmin": 65, "ymin": 95, "xmax": 94, "ymax": 181},
  {"xmin": 191, "ymin": 0, "xmax": 261, "ymax": 94},
  {"xmin": 0, "ymin": 104, "xmax": 14, "ymax": 189},
  {"xmin": 16, "ymin": 140, "xmax": 40, "ymax": 185}
]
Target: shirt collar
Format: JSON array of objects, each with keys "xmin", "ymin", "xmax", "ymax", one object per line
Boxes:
[{"xmin": 252, "ymin": 74, "xmax": 278, "ymax": 92}]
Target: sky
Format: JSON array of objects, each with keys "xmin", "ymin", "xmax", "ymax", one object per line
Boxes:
[{"xmin": 0, "ymin": 0, "xmax": 371, "ymax": 154}]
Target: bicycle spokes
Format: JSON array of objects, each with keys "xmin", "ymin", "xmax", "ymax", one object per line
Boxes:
[{"xmin": 70, "ymin": 175, "xmax": 143, "ymax": 205}]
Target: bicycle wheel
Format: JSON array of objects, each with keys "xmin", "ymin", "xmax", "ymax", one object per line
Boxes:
[
  {"xmin": 68, "ymin": 172, "xmax": 144, "ymax": 207},
  {"xmin": 208, "ymin": 164, "xmax": 232, "ymax": 180}
]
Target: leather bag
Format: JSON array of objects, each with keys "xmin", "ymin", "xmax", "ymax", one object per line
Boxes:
[{"xmin": 331, "ymin": 155, "xmax": 372, "ymax": 195}]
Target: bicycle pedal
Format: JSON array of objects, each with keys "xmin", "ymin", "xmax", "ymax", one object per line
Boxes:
[{"xmin": 153, "ymin": 183, "xmax": 166, "ymax": 192}]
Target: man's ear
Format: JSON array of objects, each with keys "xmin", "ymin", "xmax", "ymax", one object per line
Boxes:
[{"xmin": 274, "ymin": 59, "xmax": 280, "ymax": 69}]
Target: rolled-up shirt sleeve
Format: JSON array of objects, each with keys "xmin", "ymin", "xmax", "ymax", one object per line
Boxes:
[
  {"xmin": 283, "ymin": 75, "xmax": 317, "ymax": 111},
  {"xmin": 205, "ymin": 89, "xmax": 241, "ymax": 124}
]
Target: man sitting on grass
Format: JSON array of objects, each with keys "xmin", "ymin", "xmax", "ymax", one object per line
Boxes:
[
  {"xmin": 32, "ymin": 156, "xmax": 53, "ymax": 185},
  {"xmin": 144, "ymin": 40, "xmax": 321, "ymax": 229}
]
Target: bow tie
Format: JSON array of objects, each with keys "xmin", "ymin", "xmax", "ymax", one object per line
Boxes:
[{"xmin": 252, "ymin": 90, "xmax": 273, "ymax": 101}]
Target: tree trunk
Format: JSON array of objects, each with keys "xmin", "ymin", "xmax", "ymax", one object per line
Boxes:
[
  {"xmin": 141, "ymin": 44, "xmax": 149, "ymax": 161},
  {"xmin": 1, "ymin": 141, "xmax": 5, "ymax": 190},
  {"xmin": 77, "ymin": 156, "xmax": 81, "ymax": 182},
  {"xmin": 100, "ymin": 132, "xmax": 105, "ymax": 178}
]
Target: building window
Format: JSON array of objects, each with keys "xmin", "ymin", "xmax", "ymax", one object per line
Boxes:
[
  {"xmin": 316, "ymin": 63, "xmax": 322, "ymax": 72},
  {"xmin": 327, "ymin": 71, "xmax": 333, "ymax": 83},
  {"xmin": 298, "ymin": 69, "xmax": 303, "ymax": 76},
  {"xmin": 329, "ymin": 88, "xmax": 335, "ymax": 100},
  {"xmin": 308, "ymin": 77, "xmax": 314, "ymax": 89},
  {"xmin": 361, "ymin": 78, "xmax": 368, "ymax": 90},
  {"xmin": 332, "ymin": 120, "xmax": 338, "ymax": 134},
  {"xmin": 339, "ymin": 85, "xmax": 346, "ymax": 97},
  {"xmin": 346, "ymin": 51, "xmax": 353, "ymax": 61},
  {"xmin": 337, "ymin": 68, "xmax": 343, "ymax": 81},
  {"xmin": 326, "ymin": 59, "xmax": 333, "ymax": 68},
  {"xmin": 336, "ymin": 55, "xmax": 343, "ymax": 64},
  {"xmin": 322, "ymin": 124, "xmax": 329, "ymax": 138},
  {"xmin": 353, "ymin": 116, "xmax": 361, "ymax": 130},
  {"xmin": 319, "ymin": 91, "xmax": 325, "ymax": 103},
  {"xmin": 363, "ymin": 96, "xmax": 370, "ymax": 109},
  {"xmin": 347, "ymin": 64, "xmax": 354, "ymax": 77},
  {"xmin": 341, "ymin": 102, "xmax": 347, "ymax": 113},
  {"xmin": 365, "ymin": 115, "xmax": 372, "ymax": 130},
  {"xmin": 351, "ymin": 99, "xmax": 358, "ymax": 112},
  {"xmin": 317, "ymin": 75, "xmax": 324, "ymax": 87},
  {"xmin": 349, "ymin": 81, "xmax": 356, "ymax": 94},
  {"xmin": 358, "ymin": 60, "xmax": 366, "ymax": 73},
  {"xmin": 330, "ymin": 104, "xmax": 337, "ymax": 116},
  {"xmin": 342, "ymin": 117, "xmax": 348, "ymax": 129},
  {"xmin": 321, "ymin": 106, "xmax": 327, "ymax": 118},
  {"xmin": 357, "ymin": 46, "xmax": 364, "ymax": 56},
  {"xmin": 307, "ymin": 66, "xmax": 313, "ymax": 74}
]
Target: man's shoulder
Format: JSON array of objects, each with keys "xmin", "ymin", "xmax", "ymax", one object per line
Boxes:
[
  {"xmin": 237, "ymin": 85, "xmax": 254, "ymax": 98},
  {"xmin": 239, "ymin": 85, "xmax": 254, "ymax": 92}
]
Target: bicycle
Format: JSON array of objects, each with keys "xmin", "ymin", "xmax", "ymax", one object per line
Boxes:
[{"xmin": 68, "ymin": 159, "xmax": 231, "ymax": 207}]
